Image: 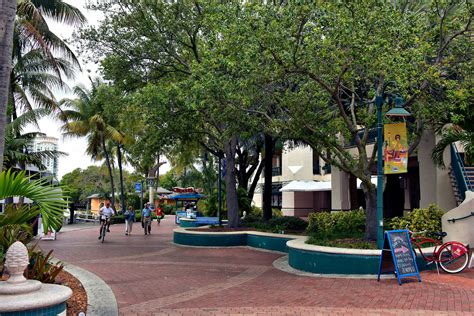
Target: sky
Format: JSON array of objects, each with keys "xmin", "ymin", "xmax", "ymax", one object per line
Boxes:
[{"xmin": 25, "ymin": 1, "xmax": 170, "ymax": 179}]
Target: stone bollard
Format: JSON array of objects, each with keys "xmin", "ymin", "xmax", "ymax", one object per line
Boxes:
[{"xmin": 0, "ymin": 241, "xmax": 72, "ymax": 315}]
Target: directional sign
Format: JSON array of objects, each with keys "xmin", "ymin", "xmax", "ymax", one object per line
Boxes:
[{"xmin": 135, "ymin": 182, "xmax": 142, "ymax": 193}]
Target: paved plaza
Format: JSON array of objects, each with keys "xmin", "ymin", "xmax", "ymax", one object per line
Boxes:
[{"xmin": 40, "ymin": 217, "xmax": 474, "ymax": 315}]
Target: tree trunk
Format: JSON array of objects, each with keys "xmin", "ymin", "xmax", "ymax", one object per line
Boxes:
[
  {"xmin": 224, "ymin": 136, "xmax": 240, "ymax": 228},
  {"xmin": 117, "ymin": 143, "xmax": 125, "ymax": 213},
  {"xmin": 262, "ymin": 133, "xmax": 273, "ymax": 221},
  {"xmin": 247, "ymin": 159, "xmax": 265, "ymax": 201},
  {"xmin": 0, "ymin": 0, "xmax": 17, "ymax": 171},
  {"xmin": 102, "ymin": 136, "xmax": 115, "ymax": 209},
  {"xmin": 361, "ymin": 183, "xmax": 377, "ymax": 241}
]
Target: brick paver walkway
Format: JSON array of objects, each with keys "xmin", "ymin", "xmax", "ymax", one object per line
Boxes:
[{"xmin": 40, "ymin": 217, "xmax": 474, "ymax": 315}]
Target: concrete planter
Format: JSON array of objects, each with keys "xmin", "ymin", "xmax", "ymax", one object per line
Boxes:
[{"xmin": 173, "ymin": 228, "xmax": 433, "ymax": 275}]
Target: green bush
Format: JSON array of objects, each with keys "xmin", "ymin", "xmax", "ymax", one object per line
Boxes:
[
  {"xmin": 161, "ymin": 204, "xmax": 175, "ymax": 215},
  {"xmin": 386, "ymin": 204, "xmax": 444, "ymax": 233},
  {"xmin": 242, "ymin": 214, "xmax": 307, "ymax": 233},
  {"xmin": 307, "ymin": 210, "xmax": 365, "ymax": 235},
  {"xmin": 250, "ymin": 206, "xmax": 283, "ymax": 218},
  {"xmin": 268, "ymin": 216, "xmax": 308, "ymax": 232}
]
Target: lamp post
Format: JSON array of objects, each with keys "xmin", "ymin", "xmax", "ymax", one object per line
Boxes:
[{"xmin": 375, "ymin": 89, "xmax": 411, "ymax": 249}]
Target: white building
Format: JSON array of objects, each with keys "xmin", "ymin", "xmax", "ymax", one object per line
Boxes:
[{"xmin": 28, "ymin": 136, "xmax": 59, "ymax": 178}]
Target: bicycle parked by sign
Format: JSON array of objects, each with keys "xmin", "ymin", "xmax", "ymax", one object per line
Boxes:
[{"xmin": 409, "ymin": 230, "xmax": 470, "ymax": 274}]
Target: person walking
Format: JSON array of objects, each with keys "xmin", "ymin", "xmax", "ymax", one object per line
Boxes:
[
  {"xmin": 142, "ymin": 202, "xmax": 152, "ymax": 235},
  {"xmin": 156, "ymin": 206, "xmax": 163, "ymax": 225},
  {"xmin": 124, "ymin": 206, "xmax": 135, "ymax": 235}
]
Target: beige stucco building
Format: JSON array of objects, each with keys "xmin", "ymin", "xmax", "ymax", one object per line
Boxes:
[{"xmin": 252, "ymin": 129, "xmax": 460, "ymax": 218}]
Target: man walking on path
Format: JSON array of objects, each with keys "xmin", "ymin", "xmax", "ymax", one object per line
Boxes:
[{"xmin": 142, "ymin": 202, "xmax": 152, "ymax": 235}]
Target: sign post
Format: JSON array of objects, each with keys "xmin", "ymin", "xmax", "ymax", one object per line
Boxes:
[{"xmin": 377, "ymin": 229, "xmax": 421, "ymax": 285}]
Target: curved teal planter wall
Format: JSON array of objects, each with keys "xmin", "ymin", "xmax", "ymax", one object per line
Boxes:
[
  {"xmin": 174, "ymin": 231, "xmax": 247, "ymax": 247},
  {"xmin": 247, "ymin": 234, "xmax": 292, "ymax": 253},
  {"xmin": 174, "ymin": 229, "xmax": 433, "ymax": 275},
  {"xmin": 288, "ymin": 248, "xmax": 379, "ymax": 274}
]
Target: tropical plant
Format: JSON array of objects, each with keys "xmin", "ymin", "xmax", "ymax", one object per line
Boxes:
[
  {"xmin": 26, "ymin": 246, "xmax": 64, "ymax": 284},
  {"xmin": 0, "ymin": 169, "xmax": 67, "ymax": 233},
  {"xmin": 60, "ymin": 80, "xmax": 124, "ymax": 208}
]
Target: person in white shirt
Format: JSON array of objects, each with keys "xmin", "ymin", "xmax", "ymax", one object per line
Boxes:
[{"xmin": 98, "ymin": 202, "xmax": 115, "ymax": 239}]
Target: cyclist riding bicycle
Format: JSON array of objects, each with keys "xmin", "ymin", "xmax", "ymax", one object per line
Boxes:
[{"xmin": 98, "ymin": 202, "xmax": 115, "ymax": 239}]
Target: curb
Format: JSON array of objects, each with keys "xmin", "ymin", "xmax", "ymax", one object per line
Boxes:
[
  {"xmin": 272, "ymin": 256, "xmax": 395, "ymax": 280},
  {"xmin": 53, "ymin": 259, "xmax": 119, "ymax": 316}
]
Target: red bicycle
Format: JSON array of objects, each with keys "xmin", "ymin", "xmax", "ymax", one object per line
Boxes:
[{"xmin": 410, "ymin": 230, "xmax": 470, "ymax": 274}]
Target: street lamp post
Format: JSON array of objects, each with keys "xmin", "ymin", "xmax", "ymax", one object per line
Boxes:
[
  {"xmin": 375, "ymin": 88, "xmax": 411, "ymax": 249},
  {"xmin": 375, "ymin": 95, "xmax": 385, "ymax": 249}
]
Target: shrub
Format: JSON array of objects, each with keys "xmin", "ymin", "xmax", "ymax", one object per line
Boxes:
[
  {"xmin": 27, "ymin": 247, "xmax": 64, "ymax": 284},
  {"xmin": 386, "ymin": 204, "xmax": 444, "ymax": 233},
  {"xmin": 250, "ymin": 206, "xmax": 283, "ymax": 218},
  {"xmin": 268, "ymin": 216, "xmax": 308, "ymax": 232},
  {"xmin": 161, "ymin": 204, "xmax": 175, "ymax": 215},
  {"xmin": 111, "ymin": 215, "xmax": 125, "ymax": 224},
  {"xmin": 307, "ymin": 210, "xmax": 365, "ymax": 236},
  {"xmin": 242, "ymin": 214, "xmax": 307, "ymax": 233}
]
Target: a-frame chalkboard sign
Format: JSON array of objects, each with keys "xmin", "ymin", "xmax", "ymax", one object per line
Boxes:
[{"xmin": 377, "ymin": 229, "xmax": 421, "ymax": 285}]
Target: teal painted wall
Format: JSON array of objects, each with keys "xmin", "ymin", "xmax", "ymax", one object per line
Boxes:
[
  {"xmin": 247, "ymin": 235, "xmax": 292, "ymax": 253},
  {"xmin": 179, "ymin": 220, "xmax": 199, "ymax": 228},
  {"xmin": 174, "ymin": 232, "xmax": 246, "ymax": 246}
]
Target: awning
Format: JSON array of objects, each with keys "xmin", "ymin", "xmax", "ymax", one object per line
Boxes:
[
  {"xmin": 280, "ymin": 177, "xmax": 377, "ymax": 193},
  {"xmin": 168, "ymin": 193, "xmax": 205, "ymax": 200},
  {"xmin": 280, "ymin": 181, "xmax": 331, "ymax": 192},
  {"xmin": 156, "ymin": 187, "xmax": 172, "ymax": 194}
]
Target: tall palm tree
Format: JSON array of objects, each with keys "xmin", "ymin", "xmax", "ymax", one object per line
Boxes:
[
  {"xmin": 0, "ymin": 0, "xmax": 17, "ymax": 171},
  {"xmin": 60, "ymin": 80, "xmax": 124, "ymax": 209},
  {"xmin": 10, "ymin": 48, "xmax": 73, "ymax": 124}
]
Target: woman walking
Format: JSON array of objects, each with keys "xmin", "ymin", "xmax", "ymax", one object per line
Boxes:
[{"xmin": 124, "ymin": 206, "xmax": 135, "ymax": 235}]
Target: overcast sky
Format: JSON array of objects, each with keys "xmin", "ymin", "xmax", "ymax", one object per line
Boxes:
[{"xmin": 25, "ymin": 1, "xmax": 169, "ymax": 179}]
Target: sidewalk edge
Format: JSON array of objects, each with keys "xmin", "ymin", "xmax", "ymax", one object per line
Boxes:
[{"xmin": 52, "ymin": 258, "xmax": 118, "ymax": 316}]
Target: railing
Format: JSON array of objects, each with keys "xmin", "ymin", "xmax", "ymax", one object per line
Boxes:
[
  {"xmin": 447, "ymin": 211, "xmax": 474, "ymax": 223},
  {"xmin": 450, "ymin": 144, "xmax": 473, "ymax": 201}
]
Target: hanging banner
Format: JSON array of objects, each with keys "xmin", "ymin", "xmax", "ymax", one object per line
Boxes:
[{"xmin": 384, "ymin": 122, "xmax": 408, "ymax": 174}]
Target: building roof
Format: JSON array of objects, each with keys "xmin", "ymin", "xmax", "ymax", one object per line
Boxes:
[
  {"xmin": 156, "ymin": 187, "xmax": 172, "ymax": 194},
  {"xmin": 87, "ymin": 193, "xmax": 102, "ymax": 199}
]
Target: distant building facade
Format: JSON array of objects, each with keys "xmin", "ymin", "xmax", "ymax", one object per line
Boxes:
[{"xmin": 28, "ymin": 136, "xmax": 59, "ymax": 178}]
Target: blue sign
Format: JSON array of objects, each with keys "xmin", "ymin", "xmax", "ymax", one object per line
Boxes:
[
  {"xmin": 377, "ymin": 229, "xmax": 421, "ymax": 285},
  {"xmin": 135, "ymin": 182, "xmax": 142, "ymax": 193}
]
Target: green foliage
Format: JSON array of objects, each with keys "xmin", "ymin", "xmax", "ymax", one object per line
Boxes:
[
  {"xmin": 161, "ymin": 204, "xmax": 175, "ymax": 215},
  {"xmin": 386, "ymin": 204, "xmax": 444, "ymax": 233},
  {"xmin": 242, "ymin": 215, "xmax": 307, "ymax": 233},
  {"xmin": 0, "ymin": 170, "xmax": 66, "ymax": 233},
  {"xmin": 250, "ymin": 206, "xmax": 283, "ymax": 218},
  {"xmin": 306, "ymin": 234, "xmax": 377, "ymax": 249},
  {"xmin": 307, "ymin": 210, "xmax": 366, "ymax": 236},
  {"xmin": 26, "ymin": 247, "xmax": 64, "ymax": 284}
]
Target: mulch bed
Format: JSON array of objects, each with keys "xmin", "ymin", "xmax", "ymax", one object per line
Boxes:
[{"xmin": 56, "ymin": 270, "xmax": 88, "ymax": 316}]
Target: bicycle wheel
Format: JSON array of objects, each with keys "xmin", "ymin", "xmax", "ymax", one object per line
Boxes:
[
  {"xmin": 438, "ymin": 242, "xmax": 469, "ymax": 273},
  {"xmin": 101, "ymin": 225, "xmax": 106, "ymax": 243}
]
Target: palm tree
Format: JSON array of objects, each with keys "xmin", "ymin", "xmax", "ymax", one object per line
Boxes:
[
  {"xmin": 3, "ymin": 110, "xmax": 62, "ymax": 171},
  {"xmin": 60, "ymin": 80, "xmax": 124, "ymax": 209},
  {"xmin": 10, "ymin": 48, "xmax": 73, "ymax": 124},
  {"xmin": 0, "ymin": 169, "xmax": 67, "ymax": 234},
  {"xmin": 0, "ymin": 0, "xmax": 17, "ymax": 170}
]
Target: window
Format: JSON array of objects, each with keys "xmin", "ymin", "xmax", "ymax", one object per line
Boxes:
[
  {"xmin": 272, "ymin": 151, "xmax": 282, "ymax": 176},
  {"xmin": 271, "ymin": 183, "xmax": 282, "ymax": 208}
]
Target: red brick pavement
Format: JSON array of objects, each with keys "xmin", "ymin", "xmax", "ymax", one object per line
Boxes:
[{"xmin": 39, "ymin": 217, "xmax": 474, "ymax": 315}]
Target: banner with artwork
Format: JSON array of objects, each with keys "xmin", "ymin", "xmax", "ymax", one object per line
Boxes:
[{"xmin": 384, "ymin": 122, "xmax": 408, "ymax": 174}]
